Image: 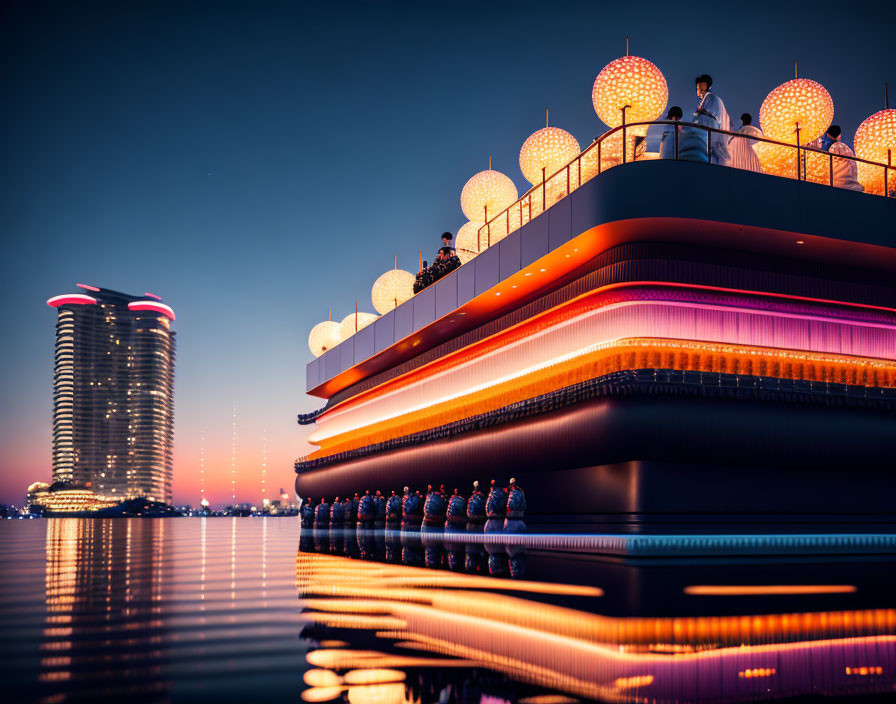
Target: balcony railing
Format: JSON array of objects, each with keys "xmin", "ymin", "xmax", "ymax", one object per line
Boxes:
[{"xmin": 474, "ymin": 120, "xmax": 895, "ymax": 251}]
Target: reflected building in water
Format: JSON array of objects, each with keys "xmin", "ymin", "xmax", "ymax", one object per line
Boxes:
[{"xmin": 40, "ymin": 518, "xmax": 167, "ymax": 702}]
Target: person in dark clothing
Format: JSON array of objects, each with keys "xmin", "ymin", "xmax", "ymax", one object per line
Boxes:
[{"xmin": 441, "ymin": 232, "xmax": 456, "ymax": 256}]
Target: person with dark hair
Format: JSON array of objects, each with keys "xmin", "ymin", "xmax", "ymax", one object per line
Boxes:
[
  {"xmin": 659, "ymin": 106, "xmax": 683, "ymax": 159},
  {"xmin": 728, "ymin": 112, "xmax": 763, "ymax": 172},
  {"xmin": 806, "ymin": 125, "xmax": 864, "ymax": 191},
  {"xmin": 441, "ymin": 231, "xmax": 455, "ymax": 256},
  {"xmin": 680, "ymin": 73, "xmax": 731, "ymax": 165}
]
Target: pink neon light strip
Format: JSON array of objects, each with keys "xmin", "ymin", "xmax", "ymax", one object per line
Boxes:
[
  {"xmin": 47, "ymin": 294, "xmax": 98, "ymax": 308},
  {"xmin": 144, "ymin": 292, "xmax": 162, "ymax": 300},
  {"xmin": 76, "ymin": 283, "xmax": 100, "ymax": 292},
  {"xmin": 128, "ymin": 301, "xmax": 175, "ymax": 321}
]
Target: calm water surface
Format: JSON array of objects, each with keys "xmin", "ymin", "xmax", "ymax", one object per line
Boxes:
[{"xmin": 1, "ymin": 518, "xmax": 894, "ymax": 703}]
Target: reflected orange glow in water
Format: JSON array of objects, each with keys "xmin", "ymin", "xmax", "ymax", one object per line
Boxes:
[{"xmin": 297, "ymin": 549, "xmax": 896, "ymax": 702}]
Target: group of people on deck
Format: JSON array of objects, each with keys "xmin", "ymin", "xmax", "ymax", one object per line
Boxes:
[
  {"xmin": 413, "ymin": 232, "xmax": 462, "ymax": 293},
  {"xmin": 657, "ymin": 74, "xmax": 863, "ymax": 191}
]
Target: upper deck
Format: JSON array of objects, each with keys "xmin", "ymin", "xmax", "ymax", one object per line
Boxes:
[{"xmin": 306, "ymin": 128, "xmax": 896, "ymax": 401}]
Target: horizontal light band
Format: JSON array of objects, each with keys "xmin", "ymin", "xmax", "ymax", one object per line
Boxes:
[
  {"xmin": 311, "ymin": 292, "xmax": 896, "ymax": 447},
  {"xmin": 308, "ymin": 337, "xmax": 896, "ymax": 459},
  {"xmin": 685, "ymin": 585, "xmax": 858, "ymax": 596},
  {"xmin": 127, "ymin": 301, "xmax": 176, "ymax": 321},
  {"xmin": 47, "ymin": 294, "xmax": 97, "ymax": 307}
]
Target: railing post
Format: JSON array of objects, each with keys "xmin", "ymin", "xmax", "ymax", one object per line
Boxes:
[
  {"xmin": 706, "ymin": 125, "xmax": 712, "ymax": 163},
  {"xmin": 542, "ymin": 167, "xmax": 546, "ymax": 210},
  {"xmin": 485, "ymin": 204, "xmax": 490, "ymax": 248},
  {"xmin": 598, "ymin": 140, "xmax": 602, "ymax": 174},
  {"xmin": 577, "ymin": 154, "xmax": 581, "ymax": 188},
  {"xmin": 506, "ymin": 208, "xmax": 509, "ymax": 237},
  {"xmin": 528, "ymin": 194, "xmax": 532, "ymax": 221},
  {"xmin": 888, "ymin": 149, "xmax": 892, "ymax": 197},
  {"xmin": 566, "ymin": 164, "xmax": 570, "ymax": 196},
  {"xmin": 795, "ymin": 123, "xmax": 802, "ymax": 181},
  {"xmin": 621, "ymin": 106, "xmax": 629, "ymax": 165}
]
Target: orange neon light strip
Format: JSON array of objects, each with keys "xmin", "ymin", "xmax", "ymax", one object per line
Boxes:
[
  {"xmin": 308, "ymin": 337, "xmax": 896, "ymax": 459},
  {"xmin": 685, "ymin": 585, "xmax": 858, "ymax": 596}
]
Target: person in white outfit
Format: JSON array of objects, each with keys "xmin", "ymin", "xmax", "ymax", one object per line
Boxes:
[
  {"xmin": 693, "ymin": 73, "xmax": 731, "ymax": 166},
  {"xmin": 659, "ymin": 106, "xmax": 683, "ymax": 159},
  {"xmin": 728, "ymin": 113, "xmax": 763, "ymax": 172},
  {"xmin": 806, "ymin": 125, "xmax": 864, "ymax": 192}
]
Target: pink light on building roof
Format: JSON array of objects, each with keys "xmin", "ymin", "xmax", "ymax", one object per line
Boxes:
[
  {"xmin": 47, "ymin": 294, "xmax": 98, "ymax": 308},
  {"xmin": 76, "ymin": 283, "xmax": 101, "ymax": 292},
  {"xmin": 128, "ymin": 301, "xmax": 176, "ymax": 321},
  {"xmin": 144, "ymin": 292, "xmax": 162, "ymax": 300}
]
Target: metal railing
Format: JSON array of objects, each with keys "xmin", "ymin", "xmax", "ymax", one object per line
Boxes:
[{"xmin": 474, "ymin": 120, "xmax": 895, "ymax": 251}]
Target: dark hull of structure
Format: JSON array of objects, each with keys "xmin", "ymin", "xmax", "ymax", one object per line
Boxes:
[{"xmin": 296, "ymin": 391, "xmax": 896, "ymax": 522}]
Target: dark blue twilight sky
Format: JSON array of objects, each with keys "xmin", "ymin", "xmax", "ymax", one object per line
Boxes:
[{"xmin": 1, "ymin": 0, "xmax": 892, "ymax": 505}]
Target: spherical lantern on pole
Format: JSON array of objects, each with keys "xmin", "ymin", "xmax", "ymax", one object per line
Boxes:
[
  {"xmin": 591, "ymin": 55, "xmax": 668, "ymax": 132},
  {"xmin": 854, "ymin": 108, "xmax": 896, "ymax": 195},
  {"xmin": 759, "ymin": 78, "xmax": 834, "ymax": 146},
  {"xmin": 519, "ymin": 113, "xmax": 581, "ymax": 186},
  {"xmin": 371, "ymin": 266, "xmax": 415, "ymax": 314},
  {"xmin": 455, "ymin": 221, "xmax": 485, "ymax": 263},
  {"xmin": 338, "ymin": 311, "xmax": 378, "ymax": 340},
  {"xmin": 460, "ymin": 165, "xmax": 518, "ymax": 224},
  {"xmin": 308, "ymin": 320, "xmax": 342, "ymax": 357}
]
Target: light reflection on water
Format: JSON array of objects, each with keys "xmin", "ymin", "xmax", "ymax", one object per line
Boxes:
[{"xmin": 1, "ymin": 518, "xmax": 895, "ymax": 703}]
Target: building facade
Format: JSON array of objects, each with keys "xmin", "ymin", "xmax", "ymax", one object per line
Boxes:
[{"xmin": 47, "ymin": 285, "xmax": 176, "ymax": 504}]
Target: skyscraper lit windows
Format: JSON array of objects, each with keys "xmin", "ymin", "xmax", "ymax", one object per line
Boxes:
[{"xmin": 42, "ymin": 285, "xmax": 176, "ymax": 508}]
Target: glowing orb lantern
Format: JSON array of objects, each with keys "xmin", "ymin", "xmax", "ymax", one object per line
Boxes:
[
  {"xmin": 591, "ymin": 55, "xmax": 668, "ymax": 132},
  {"xmin": 371, "ymin": 268, "xmax": 415, "ymax": 314},
  {"xmin": 455, "ymin": 221, "xmax": 485, "ymax": 263},
  {"xmin": 519, "ymin": 126, "xmax": 581, "ymax": 185},
  {"xmin": 308, "ymin": 321, "xmax": 342, "ymax": 357},
  {"xmin": 759, "ymin": 78, "xmax": 833, "ymax": 145},
  {"xmin": 854, "ymin": 108, "xmax": 896, "ymax": 195},
  {"xmin": 460, "ymin": 169, "xmax": 518, "ymax": 222},
  {"xmin": 339, "ymin": 312, "xmax": 378, "ymax": 340}
]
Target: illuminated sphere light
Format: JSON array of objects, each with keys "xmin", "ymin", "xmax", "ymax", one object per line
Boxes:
[
  {"xmin": 759, "ymin": 78, "xmax": 833, "ymax": 145},
  {"xmin": 308, "ymin": 321, "xmax": 342, "ymax": 357},
  {"xmin": 591, "ymin": 55, "xmax": 668, "ymax": 131},
  {"xmin": 371, "ymin": 269, "xmax": 415, "ymax": 314},
  {"xmin": 339, "ymin": 312, "xmax": 378, "ymax": 340},
  {"xmin": 455, "ymin": 221, "xmax": 485, "ymax": 264},
  {"xmin": 519, "ymin": 127, "xmax": 581, "ymax": 185},
  {"xmin": 854, "ymin": 109, "xmax": 896, "ymax": 195},
  {"xmin": 460, "ymin": 169, "xmax": 518, "ymax": 222}
]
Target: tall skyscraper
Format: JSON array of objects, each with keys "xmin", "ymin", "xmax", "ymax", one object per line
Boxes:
[{"xmin": 46, "ymin": 284, "xmax": 176, "ymax": 504}]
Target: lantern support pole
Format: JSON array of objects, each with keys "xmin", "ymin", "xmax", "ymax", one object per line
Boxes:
[
  {"xmin": 419, "ymin": 250, "xmax": 423, "ymax": 271},
  {"xmin": 394, "ymin": 254, "xmax": 397, "ymax": 270},
  {"xmin": 626, "ymin": 36, "xmax": 629, "ymax": 56},
  {"xmin": 794, "ymin": 59, "xmax": 798, "ymax": 79},
  {"xmin": 546, "ymin": 108, "xmax": 549, "ymax": 128}
]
